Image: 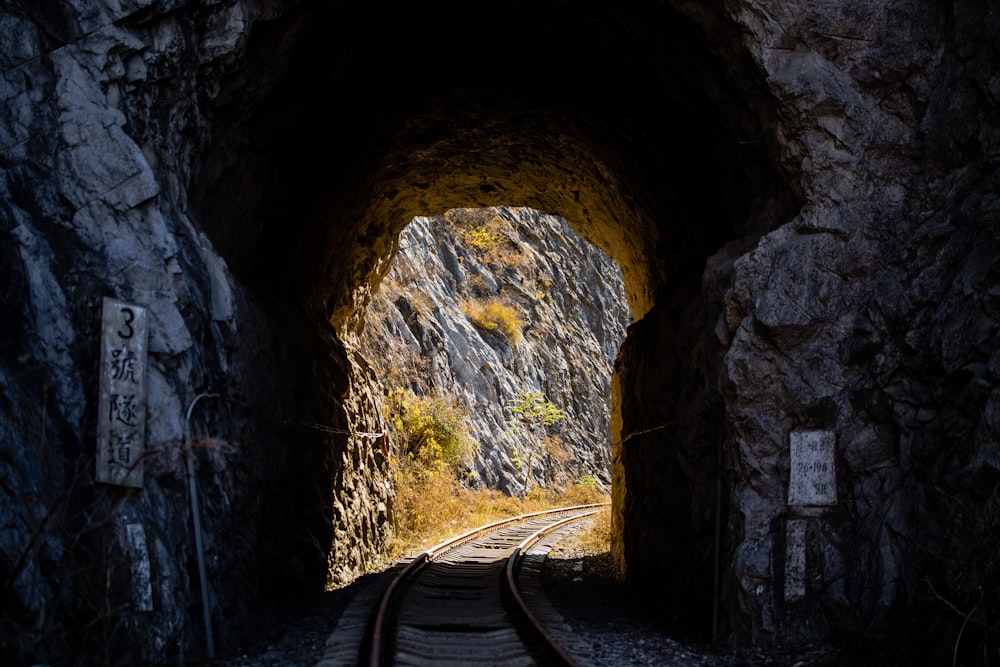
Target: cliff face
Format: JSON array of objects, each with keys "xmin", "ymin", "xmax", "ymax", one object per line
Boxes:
[{"xmin": 360, "ymin": 207, "xmax": 629, "ymax": 494}]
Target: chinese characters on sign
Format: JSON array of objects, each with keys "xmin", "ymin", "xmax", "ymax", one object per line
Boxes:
[
  {"xmin": 96, "ymin": 298, "xmax": 148, "ymax": 488},
  {"xmin": 787, "ymin": 430, "xmax": 837, "ymax": 506},
  {"xmin": 784, "ymin": 518, "xmax": 808, "ymax": 602}
]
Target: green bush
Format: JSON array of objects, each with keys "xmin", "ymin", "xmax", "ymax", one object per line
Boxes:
[{"xmin": 506, "ymin": 388, "xmax": 566, "ymax": 430}]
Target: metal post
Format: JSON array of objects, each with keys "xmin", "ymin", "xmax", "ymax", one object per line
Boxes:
[
  {"xmin": 711, "ymin": 407, "xmax": 723, "ymax": 644},
  {"xmin": 185, "ymin": 393, "xmax": 220, "ymax": 659}
]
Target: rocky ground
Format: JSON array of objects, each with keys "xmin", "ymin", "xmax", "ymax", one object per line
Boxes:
[
  {"xmin": 541, "ymin": 527, "xmax": 909, "ymax": 667},
  {"xmin": 203, "ymin": 525, "xmax": 909, "ymax": 667}
]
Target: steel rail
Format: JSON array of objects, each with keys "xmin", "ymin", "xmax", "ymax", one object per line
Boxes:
[
  {"xmin": 366, "ymin": 503, "xmax": 607, "ymax": 667},
  {"xmin": 502, "ymin": 509, "xmax": 603, "ymax": 667}
]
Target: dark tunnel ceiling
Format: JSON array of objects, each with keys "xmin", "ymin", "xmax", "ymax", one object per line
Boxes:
[{"xmin": 201, "ymin": 0, "xmax": 793, "ymax": 325}]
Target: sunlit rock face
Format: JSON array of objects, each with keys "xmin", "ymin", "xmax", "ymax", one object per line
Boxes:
[
  {"xmin": 1, "ymin": 0, "xmax": 998, "ymax": 663},
  {"xmin": 361, "ymin": 207, "xmax": 629, "ymax": 494}
]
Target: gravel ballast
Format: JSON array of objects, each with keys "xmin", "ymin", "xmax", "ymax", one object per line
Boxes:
[{"xmin": 206, "ymin": 518, "xmax": 908, "ymax": 666}]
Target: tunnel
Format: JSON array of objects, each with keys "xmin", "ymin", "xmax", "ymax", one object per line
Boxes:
[
  {"xmin": 5, "ymin": 0, "xmax": 1000, "ymax": 662},
  {"xmin": 189, "ymin": 0, "xmax": 799, "ymax": 641}
]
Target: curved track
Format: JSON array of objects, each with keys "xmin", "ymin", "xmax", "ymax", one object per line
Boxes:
[{"xmin": 366, "ymin": 504, "xmax": 605, "ymax": 667}]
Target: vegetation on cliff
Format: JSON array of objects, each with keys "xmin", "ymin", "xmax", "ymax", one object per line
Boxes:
[
  {"xmin": 363, "ymin": 207, "xmax": 625, "ymax": 558},
  {"xmin": 361, "ymin": 206, "xmax": 629, "ymax": 496}
]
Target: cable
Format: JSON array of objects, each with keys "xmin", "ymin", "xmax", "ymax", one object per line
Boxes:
[
  {"xmin": 211, "ymin": 394, "xmax": 389, "ymax": 440},
  {"xmin": 612, "ymin": 414, "xmax": 701, "ymax": 447},
  {"xmin": 286, "ymin": 418, "xmax": 386, "ymax": 439}
]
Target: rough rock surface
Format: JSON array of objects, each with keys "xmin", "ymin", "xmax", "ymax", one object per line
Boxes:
[
  {"xmin": 0, "ymin": 0, "xmax": 998, "ymax": 665},
  {"xmin": 0, "ymin": 1, "xmax": 392, "ymax": 664},
  {"xmin": 650, "ymin": 2, "xmax": 1000, "ymax": 657},
  {"xmin": 360, "ymin": 207, "xmax": 628, "ymax": 493}
]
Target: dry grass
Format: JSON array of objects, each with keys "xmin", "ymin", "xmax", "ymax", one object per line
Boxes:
[
  {"xmin": 574, "ymin": 504, "xmax": 612, "ymax": 553},
  {"xmin": 374, "ymin": 330, "xmax": 608, "ymax": 565},
  {"xmin": 385, "ymin": 464, "xmax": 609, "ymax": 561}
]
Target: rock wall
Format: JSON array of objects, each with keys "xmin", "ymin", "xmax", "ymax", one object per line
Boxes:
[
  {"xmin": 615, "ymin": 0, "xmax": 1000, "ymax": 655},
  {"xmin": 0, "ymin": 1, "xmax": 391, "ymax": 664},
  {"xmin": 360, "ymin": 207, "xmax": 629, "ymax": 494}
]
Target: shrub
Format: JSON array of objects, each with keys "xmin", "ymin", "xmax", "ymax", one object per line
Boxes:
[
  {"xmin": 505, "ymin": 389, "xmax": 567, "ymax": 498},
  {"xmin": 385, "ymin": 473, "xmax": 611, "ymax": 561},
  {"xmin": 575, "ymin": 505, "xmax": 612, "ymax": 554},
  {"xmin": 464, "ymin": 216, "xmax": 507, "ymax": 254},
  {"xmin": 378, "ymin": 387, "xmax": 610, "ymax": 568},
  {"xmin": 506, "ymin": 389, "xmax": 566, "ymax": 430},
  {"xmin": 386, "ymin": 388, "xmax": 475, "ymax": 470},
  {"xmin": 443, "ymin": 207, "xmax": 524, "ymax": 267},
  {"xmin": 460, "ymin": 298, "xmax": 524, "ymax": 346}
]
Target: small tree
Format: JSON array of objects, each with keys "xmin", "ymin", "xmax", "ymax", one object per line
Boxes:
[{"xmin": 505, "ymin": 389, "xmax": 566, "ymax": 498}]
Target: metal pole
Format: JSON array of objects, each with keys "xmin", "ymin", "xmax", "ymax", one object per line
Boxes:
[
  {"xmin": 711, "ymin": 408, "xmax": 723, "ymax": 644},
  {"xmin": 185, "ymin": 392, "xmax": 220, "ymax": 659}
]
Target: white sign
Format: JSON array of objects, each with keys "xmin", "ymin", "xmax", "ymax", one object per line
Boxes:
[
  {"xmin": 788, "ymin": 430, "xmax": 837, "ymax": 506},
  {"xmin": 125, "ymin": 523, "xmax": 154, "ymax": 612},
  {"xmin": 784, "ymin": 518, "xmax": 807, "ymax": 602},
  {"xmin": 96, "ymin": 298, "xmax": 148, "ymax": 488}
]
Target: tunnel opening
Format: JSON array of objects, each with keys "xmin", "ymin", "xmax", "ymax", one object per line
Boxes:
[
  {"xmin": 191, "ymin": 0, "xmax": 799, "ymax": 644},
  {"xmin": 359, "ymin": 205, "xmax": 628, "ymax": 554},
  {"xmin": 364, "ymin": 205, "xmax": 626, "ymax": 489}
]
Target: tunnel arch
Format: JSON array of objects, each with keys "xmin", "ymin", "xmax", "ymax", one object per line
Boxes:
[
  {"xmin": 192, "ymin": 0, "xmax": 799, "ymax": 639},
  {"xmin": 196, "ymin": 1, "xmax": 795, "ymax": 321}
]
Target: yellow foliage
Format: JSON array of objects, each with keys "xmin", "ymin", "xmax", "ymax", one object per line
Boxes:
[
  {"xmin": 386, "ymin": 387, "xmax": 474, "ymax": 468},
  {"xmin": 443, "ymin": 207, "xmax": 525, "ymax": 267},
  {"xmin": 460, "ymin": 298, "xmax": 524, "ymax": 346},
  {"xmin": 463, "ymin": 217, "xmax": 507, "ymax": 254}
]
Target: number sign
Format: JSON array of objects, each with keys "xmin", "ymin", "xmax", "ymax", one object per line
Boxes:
[
  {"xmin": 787, "ymin": 430, "xmax": 837, "ymax": 506},
  {"xmin": 96, "ymin": 298, "xmax": 148, "ymax": 487}
]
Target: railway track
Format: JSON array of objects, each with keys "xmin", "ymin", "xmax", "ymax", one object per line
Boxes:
[{"xmin": 365, "ymin": 504, "xmax": 605, "ymax": 667}]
